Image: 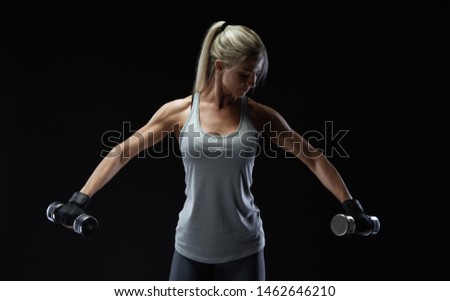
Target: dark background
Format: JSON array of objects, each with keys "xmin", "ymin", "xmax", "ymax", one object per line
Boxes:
[{"xmin": 1, "ymin": 1, "xmax": 449, "ymax": 280}]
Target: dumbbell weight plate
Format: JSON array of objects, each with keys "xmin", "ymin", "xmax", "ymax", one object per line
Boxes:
[
  {"xmin": 370, "ymin": 216, "xmax": 380, "ymax": 235},
  {"xmin": 73, "ymin": 214, "xmax": 98, "ymax": 237},
  {"xmin": 46, "ymin": 202, "xmax": 64, "ymax": 222},
  {"xmin": 330, "ymin": 214, "xmax": 355, "ymax": 236}
]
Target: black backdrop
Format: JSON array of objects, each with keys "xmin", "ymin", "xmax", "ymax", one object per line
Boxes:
[{"xmin": 1, "ymin": 1, "xmax": 449, "ymax": 280}]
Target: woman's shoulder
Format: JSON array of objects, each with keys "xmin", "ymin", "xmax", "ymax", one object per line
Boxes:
[
  {"xmin": 163, "ymin": 95, "xmax": 192, "ymax": 112},
  {"xmin": 247, "ymin": 97, "xmax": 271, "ymax": 114},
  {"xmin": 247, "ymin": 97, "xmax": 281, "ymax": 131},
  {"xmin": 147, "ymin": 95, "xmax": 192, "ymax": 128},
  {"xmin": 158, "ymin": 95, "xmax": 193, "ymax": 130},
  {"xmin": 155, "ymin": 95, "xmax": 192, "ymax": 119}
]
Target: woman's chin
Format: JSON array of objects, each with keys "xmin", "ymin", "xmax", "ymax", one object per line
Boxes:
[{"xmin": 236, "ymin": 89, "xmax": 249, "ymax": 97}]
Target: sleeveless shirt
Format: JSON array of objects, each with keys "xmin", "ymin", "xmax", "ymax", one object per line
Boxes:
[{"xmin": 176, "ymin": 92, "xmax": 265, "ymax": 264}]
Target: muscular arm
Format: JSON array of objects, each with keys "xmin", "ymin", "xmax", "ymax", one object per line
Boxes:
[
  {"xmin": 256, "ymin": 103, "xmax": 352, "ymax": 203},
  {"xmin": 79, "ymin": 98, "xmax": 190, "ymax": 197}
]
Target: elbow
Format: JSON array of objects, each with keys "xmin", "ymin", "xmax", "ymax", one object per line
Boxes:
[
  {"xmin": 119, "ymin": 147, "xmax": 134, "ymax": 166},
  {"xmin": 108, "ymin": 144, "xmax": 131, "ymax": 166},
  {"xmin": 303, "ymin": 152, "xmax": 327, "ymax": 173}
]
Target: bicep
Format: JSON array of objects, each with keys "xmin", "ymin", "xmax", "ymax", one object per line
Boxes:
[{"xmin": 262, "ymin": 108, "xmax": 322, "ymax": 167}]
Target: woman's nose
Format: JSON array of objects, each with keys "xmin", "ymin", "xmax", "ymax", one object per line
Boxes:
[{"xmin": 247, "ymin": 74, "xmax": 256, "ymax": 88}]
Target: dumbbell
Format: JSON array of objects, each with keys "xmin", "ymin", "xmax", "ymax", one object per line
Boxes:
[
  {"xmin": 330, "ymin": 213, "xmax": 380, "ymax": 236},
  {"xmin": 46, "ymin": 192, "xmax": 98, "ymax": 237}
]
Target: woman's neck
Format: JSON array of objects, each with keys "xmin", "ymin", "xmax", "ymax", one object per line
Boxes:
[{"xmin": 202, "ymin": 82, "xmax": 240, "ymax": 109}]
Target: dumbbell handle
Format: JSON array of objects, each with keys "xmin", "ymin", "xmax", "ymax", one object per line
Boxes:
[
  {"xmin": 46, "ymin": 201, "xmax": 98, "ymax": 237},
  {"xmin": 330, "ymin": 214, "xmax": 380, "ymax": 236}
]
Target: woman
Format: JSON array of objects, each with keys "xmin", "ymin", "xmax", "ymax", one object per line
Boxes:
[{"xmin": 52, "ymin": 21, "xmax": 373, "ymax": 280}]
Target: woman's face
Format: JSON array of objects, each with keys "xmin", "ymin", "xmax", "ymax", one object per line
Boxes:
[{"xmin": 221, "ymin": 55, "xmax": 264, "ymax": 97}]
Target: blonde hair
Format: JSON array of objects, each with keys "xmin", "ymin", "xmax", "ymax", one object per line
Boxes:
[{"xmin": 193, "ymin": 21, "xmax": 269, "ymax": 93}]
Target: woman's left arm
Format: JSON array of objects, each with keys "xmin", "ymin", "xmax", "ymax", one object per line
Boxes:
[{"xmin": 259, "ymin": 104, "xmax": 352, "ymax": 204}]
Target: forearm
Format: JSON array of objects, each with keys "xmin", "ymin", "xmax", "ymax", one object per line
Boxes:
[
  {"xmin": 309, "ymin": 154, "xmax": 352, "ymax": 203},
  {"xmin": 79, "ymin": 145, "xmax": 130, "ymax": 197}
]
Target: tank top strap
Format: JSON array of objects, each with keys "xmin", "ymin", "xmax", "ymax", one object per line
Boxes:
[
  {"xmin": 240, "ymin": 95, "xmax": 258, "ymax": 133},
  {"xmin": 192, "ymin": 92, "xmax": 200, "ymax": 111}
]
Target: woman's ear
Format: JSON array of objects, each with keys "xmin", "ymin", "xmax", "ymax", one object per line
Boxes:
[{"xmin": 215, "ymin": 59, "xmax": 225, "ymax": 73}]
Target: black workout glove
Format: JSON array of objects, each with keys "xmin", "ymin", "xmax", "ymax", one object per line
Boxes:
[
  {"xmin": 56, "ymin": 192, "xmax": 91, "ymax": 227},
  {"xmin": 342, "ymin": 199, "xmax": 373, "ymax": 236}
]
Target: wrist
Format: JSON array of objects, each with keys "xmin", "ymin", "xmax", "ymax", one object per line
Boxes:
[
  {"xmin": 69, "ymin": 191, "xmax": 91, "ymax": 208},
  {"xmin": 339, "ymin": 194, "xmax": 353, "ymax": 204},
  {"xmin": 342, "ymin": 198, "xmax": 364, "ymax": 215}
]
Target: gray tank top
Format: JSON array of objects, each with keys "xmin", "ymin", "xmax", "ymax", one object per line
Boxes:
[{"xmin": 176, "ymin": 92, "xmax": 265, "ymax": 264}]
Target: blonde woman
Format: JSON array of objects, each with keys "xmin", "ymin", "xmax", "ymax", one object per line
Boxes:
[{"xmin": 50, "ymin": 21, "xmax": 374, "ymax": 280}]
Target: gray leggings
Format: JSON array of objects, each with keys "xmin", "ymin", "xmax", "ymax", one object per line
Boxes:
[{"xmin": 169, "ymin": 249, "xmax": 266, "ymax": 281}]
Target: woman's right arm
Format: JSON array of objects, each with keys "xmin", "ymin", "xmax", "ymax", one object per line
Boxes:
[{"xmin": 79, "ymin": 98, "xmax": 190, "ymax": 197}]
